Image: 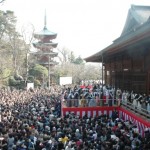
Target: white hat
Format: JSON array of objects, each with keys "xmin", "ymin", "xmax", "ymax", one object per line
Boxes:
[
  {"xmin": 76, "ymin": 129, "xmax": 79, "ymax": 132},
  {"xmin": 51, "ymin": 107, "xmax": 55, "ymax": 110},
  {"xmin": 89, "ymin": 130, "xmax": 93, "ymax": 133}
]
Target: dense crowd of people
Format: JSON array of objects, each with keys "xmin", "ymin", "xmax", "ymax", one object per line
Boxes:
[
  {"xmin": 0, "ymin": 87, "xmax": 62, "ymax": 149},
  {"xmin": 63, "ymin": 84, "xmax": 150, "ymax": 114},
  {"xmin": 0, "ymin": 84, "xmax": 149, "ymax": 149}
]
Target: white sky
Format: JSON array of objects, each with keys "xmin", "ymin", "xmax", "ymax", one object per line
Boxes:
[{"xmin": 1, "ymin": 0, "xmax": 150, "ymax": 58}]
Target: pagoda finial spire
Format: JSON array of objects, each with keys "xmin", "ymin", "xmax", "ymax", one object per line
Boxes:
[{"xmin": 44, "ymin": 9, "xmax": 47, "ymax": 29}]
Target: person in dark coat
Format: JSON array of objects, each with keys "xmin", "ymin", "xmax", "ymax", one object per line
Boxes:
[
  {"xmin": 112, "ymin": 109, "xmax": 119, "ymax": 121},
  {"xmin": 57, "ymin": 138, "xmax": 64, "ymax": 150}
]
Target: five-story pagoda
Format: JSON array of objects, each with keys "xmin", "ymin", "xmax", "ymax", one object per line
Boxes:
[{"xmin": 33, "ymin": 13, "xmax": 58, "ymax": 89}]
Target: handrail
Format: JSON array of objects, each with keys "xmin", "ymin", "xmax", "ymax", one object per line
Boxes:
[
  {"xmin": 121, "ymin": 101, "xmax": 150, "ymax": 118},
  {"xmin": 62, "ymin": 98, "xmax": 150, "ymax": 118}
]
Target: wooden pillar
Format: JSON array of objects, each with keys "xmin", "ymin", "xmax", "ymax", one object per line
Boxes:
[
  {"xmin": 148, "ymin": 71, "xmax": 150, "ymax": 95},
  {"xmin": 114, "ymin": 57, "xmax": 117, "ymax": 88},
  {"xmin": 102, "ymin": 55, "xmax": 104, "ymax": 86},
  {"xmin": 109, "ymin": 63, "xmax": 111, "ymax": 86},
  {"xmin": 122, "ymin": 54, "xmax": 124, "ymax": 90},
  {"xmin": 130, "ymin": 55, "xmax": 133, "ymax": 92}
]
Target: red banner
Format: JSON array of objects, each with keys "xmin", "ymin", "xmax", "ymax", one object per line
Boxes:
[
  {"xmin": 80, "ymin": 85, "xmax": 93, "ymax": 89},
  {"xmin": 62, "ymin": 106, "xmax": 150, "ymax": 136}
]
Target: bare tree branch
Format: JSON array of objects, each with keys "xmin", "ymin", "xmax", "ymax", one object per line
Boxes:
[
  {"xmin": 0, "ymin": 0, "xmax": 5, "ymax": 4},
  {"xmin": 21, "ymin": 23, "xmax": 35, "ymax": 54}
]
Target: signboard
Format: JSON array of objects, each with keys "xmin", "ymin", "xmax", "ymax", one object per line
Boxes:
[
  {"xmin": 27, "ymin": 83, "xmax": 34, "ymax": 90},
  {"xmin": 59, "ymin": 77, "xmax": 72, "ymax": 85}
]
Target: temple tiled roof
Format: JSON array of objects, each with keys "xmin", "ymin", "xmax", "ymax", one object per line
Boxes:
[
  {"xmin": 84, "ymin": 5, "xmax": 150, "ymax": 63},
  {"xmin": 119, "ymin": 5, "xmax": 150, "ymax": 38}
]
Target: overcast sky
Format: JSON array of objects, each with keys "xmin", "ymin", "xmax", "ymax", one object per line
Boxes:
[{"xmin": 1, "ymin": 0, "xmax": 150, "ymax": 58}]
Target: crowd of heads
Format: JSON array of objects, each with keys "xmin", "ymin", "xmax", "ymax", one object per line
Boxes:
[
  {"xmin": 0, "ymin": 87, "xmax": 62, "ymax": 149},
  {"xmin": 62, "ymin": 83, "xmax": 150, "ymax": 113},
  {"xmin": 0, "ymin": 84, "xmax": 149, "ymax": 150},
  {"xmin": 58, "ymin": 111, "xmax": 150, "ymax": 150}
]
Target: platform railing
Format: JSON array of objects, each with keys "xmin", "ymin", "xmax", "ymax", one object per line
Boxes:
[
  {"xmin": 62, "ymin": 98, "xmax": 121, "ymax": 107},
  {"xmin": 121, "ymin": 101, "xmax": 150, "ymax": 118},
  {"xmin": 62, "ymin": 98, "xmax": 150, "ymax": 118}
]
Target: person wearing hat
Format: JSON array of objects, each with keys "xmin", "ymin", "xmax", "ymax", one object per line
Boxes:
[{"xmin": 75, "ymin": 129, "xmax": 82, "ymax": 139}]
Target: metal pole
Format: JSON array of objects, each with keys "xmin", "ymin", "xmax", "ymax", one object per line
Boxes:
[
  {"xmin": 48, "ymin": 55, "xmax": 50, "ymax": 90},
  {"xmin": 101, "ymin": 54, "xmax": 104, "ymax": 106},
  {"xmin": 102, "ymin": 54, "xmax": 104, "ymax": 87},
  {"xmin": 0, "ymin": 103, "xmax": 1, "ymax": 122},
  {"xmin": 26, "ymin": 52, "xmax": 29, "ymax": 86}
]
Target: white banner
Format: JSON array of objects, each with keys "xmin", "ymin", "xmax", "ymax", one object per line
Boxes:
[
  {"xmin": 27, "ymin": 83, "xmax": 34, "ymax": 90},
  {"xmin": 59, "ymin": 77, "xmax": 72, "ymax": 85}
]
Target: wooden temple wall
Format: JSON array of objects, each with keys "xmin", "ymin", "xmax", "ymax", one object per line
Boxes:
[
  {"xmin": 145, "ymin": 49, "xmax": 150, "ymax": 94},
  {"xmin": 122, "ymin": 57, "xmax": 131, "ymax": 90},
  {"xmin": 104, "ymin": 49, "xmax": 150, "ymax": 94}
]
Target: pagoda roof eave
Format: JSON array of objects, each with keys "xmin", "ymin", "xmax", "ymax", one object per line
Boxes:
[
  {"xmin": 33, "ymin": 51, "xmax": 58, "ymax": 57},
  {"xmin": 33, "ymin": 42, "xmax": 58, "ymax": 48},
  {"xmin": 34, "ymin": 34, "xmax": 57, "ymax": 40},
  {"xmin": 38, "ymin": 61, "xmax": 59, "ymax": 65},
  {"xmin": 34, "ymin": 27, "xmax": 57, "ymax": 39}
]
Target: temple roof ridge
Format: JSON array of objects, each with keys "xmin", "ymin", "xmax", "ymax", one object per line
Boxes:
[
  {"xmin": 114, "ymin": 4, "xmax": 150, "ymax": 43},
  {"xmin": 84, "ymin": 5, "xmax": 150, "ymax": 63}
]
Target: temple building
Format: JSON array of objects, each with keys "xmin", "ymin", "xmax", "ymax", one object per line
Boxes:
[
  {"xmin": 85, "ymin": 5, "xmax": 150, "ymax": 95},
  {"xmin": 33, "ymin": 13, "xmax": 58, "ymax": 88}
]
